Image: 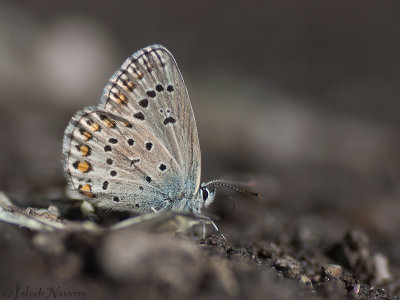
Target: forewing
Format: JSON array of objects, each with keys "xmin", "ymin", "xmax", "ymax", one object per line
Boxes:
[{"xmin": 99, "ymin": 45, "xmax": 201, "ymax": 198}]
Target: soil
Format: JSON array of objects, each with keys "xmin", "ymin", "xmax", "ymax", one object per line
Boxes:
[{"xmin": 0, "ymin": 186, "xmax": 399, "ymax": 300}]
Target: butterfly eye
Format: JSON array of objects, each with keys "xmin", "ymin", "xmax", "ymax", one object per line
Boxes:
[{"xmin": 202, "ymin": 188, "xmax": 209, "ymax": 201}]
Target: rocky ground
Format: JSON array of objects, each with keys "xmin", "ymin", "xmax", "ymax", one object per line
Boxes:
[{"xmin": 0, "ymin": 179, "xmax": 399, "ymax": 300}]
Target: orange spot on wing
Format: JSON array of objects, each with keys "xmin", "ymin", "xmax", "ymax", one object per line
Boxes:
[
  {"xmin": 79, "ymin": 145, "xmax": 90, "ymax": 156},
  {"xmin": 126, "ymin": 81, "xmax": 134, "ymax": 91},
  {"xmin": 103, "ymin": 119, "xmax": 116, "ymax": 128},
  {"xmin": 80, "ymin": 184, "xmax": 91, "ymax": 192},
  {"xmin": 114, "ymin": 92, "xmax": 127, "ymax": 105},
  {"xmin": 81, "ymin": 130, "xmax": 92, "ymax": 141},
  {"xmin": 79, "ymin": 184, "xmax": 95, "ymax": 198},
  {"xmin": 90, "ymin": 122, "xmax": 100, "ymax": 132},
  {"xmin": 135, "ymin": 71, "xmax": 143, "ymax": 79},
  {"xmin": 77, "ymin": 161, "xmax": 91, "ymax": 173}
]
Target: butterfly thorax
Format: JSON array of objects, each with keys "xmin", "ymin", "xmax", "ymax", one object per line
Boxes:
[{"xmin": 161, "ymin": 184, "xmax": 215, "ymax": 214}]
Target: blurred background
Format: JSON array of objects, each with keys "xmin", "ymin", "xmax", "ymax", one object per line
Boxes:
[{"xmin": 1, "ymin": 0, "xmax": 400, "ymax": 264}]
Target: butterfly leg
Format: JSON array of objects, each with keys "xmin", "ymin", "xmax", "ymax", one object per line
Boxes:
[{"xmin": 193, "ymin": 214, "xmax": 227, "ymax": 243}]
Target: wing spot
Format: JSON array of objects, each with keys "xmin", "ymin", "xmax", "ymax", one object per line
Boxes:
[
  {"xmin": 79, "ymin": 184, "xmax": 95, "ymax": 198},
  {"xmin": 105, "ymin": 119, "xmax": 116, "ymax": 128},
  {"xmin": 126, "ymin": 81, "xmax": 134, "ymax": 90},
  {"xmin": 156, "ymin": 84, "xmax": 164, "ymax": 92},
  {"xmin": 106, "ymin": 158, "xmax": 113, "ymax": 165},
  {"xmin": 112, "ymin": 91, "xmax": 127, "ymax": 105},
  {"xmin": 131, "ymin": 158, "xmax": 140, "ymax": 166},
  {"xmin": 99, "ymin": 115, "xmax": 116, "ymax": 128},
  {"xmin": 146, "ymin": 90, "xmax": 156, "ymax": 98},
  {"xmin": 121, "ymin": 79, "xmax": 134, "ymax": 91},
  {"xmin": 113, "ymin": 196, "xmax": 120, "ymax": 202},
  {"xmin": 128, "ymin": 64, "xmax": 143, "ymax": 79},
  {"xmin": 73, "ymin": 161, "xmax": 92, "ymax": 173},
  {"xmin": 102, "ymin": 181, "xmax": 109, "ymax": 190},
  {"xmin": 76, "ymin": 145, "xmax": 91, "ymax": 157},
  {"xmin": 145, "ymin": 176, "xmax": 152, "ymax": 183},
  {"xmin": 138, "ymin": 99, "xmax": 148, "ymax": 108},
  {"xmin": 139, "ymin": 186, "xmax": 144, "ymax": 191},
  {"xmin": 133, "ymin": 112, "xmax": 145, "ymax": 120},
  {"xmin": 167, "ymin": 85, "xmax": 174, "ymax": 92},
  {"xmin": 86, "ymin": 120, "xmax": 100, "ymax": 132},
  {"xmin": 109, "ymin": 138, "xmax": 118, "ymax": 144},
  {"xmin": 159, "ymin": 164, "xmax": 167, "ymax": 171},
  {"xmin": 104, "ymin": 145, "xmax": 112, "ymax": 152},
  {"xmin": 163, "ymin": 117, "xmax": 176, "ymax": 125},
  {"xmin": 145, "ymin": 142, "xmax": 153, "ymax": 151},
  {"xmin": 79, "ymin": 129, "xmax": 92, "ymax": 141},
  {"xmin": 110, "ymin": 170, "xmax": 117, "ymax": 177},
  {"xmin": 128, "ymin": 138, "xmax": 135, "ymax": 146},
  {"xmin": 124, "ymin": 122, "xmax": 133, "ymax": 128},
  {"xmin": 135, "ymin": 203, "xmax": 140, "ymax": 208}
]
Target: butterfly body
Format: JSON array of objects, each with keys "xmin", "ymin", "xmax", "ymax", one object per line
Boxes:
[{"xmin": 63, "ymin": 45, "xmax": 215, "ymax": 214}]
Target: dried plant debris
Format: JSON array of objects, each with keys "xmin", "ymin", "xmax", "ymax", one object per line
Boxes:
[{"xmin": 0, "ymin": 191, "xmax": 215, "ymax": 236}]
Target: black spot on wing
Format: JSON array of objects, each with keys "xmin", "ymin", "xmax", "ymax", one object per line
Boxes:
[
  {"xmin": 146, "ymin": 90, "xmax": 156, "ymax": 98},
  {"xmin": 134, "ymin": 112, "xmax": 145, "ymax": 120},
  {"xmin": 163, "ymin": 117, "xmax": 176, "ymax": 125},
  {"xmin": 131, "ymin": 158, "xmax": 140, "ymax": 166},
  {"xmin": 156, "ymin": 84, "xmax": 164, "ymax": 92},
  {"xmin": 139, "ymin": 99, "xmax": 148, "ymax": 108},
  {"xmin": 102, "ymin": 181, "xmax": 109, "ymax": 190}
]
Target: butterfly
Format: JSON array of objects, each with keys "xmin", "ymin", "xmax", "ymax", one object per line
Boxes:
[{"xmin": 62, "ymin": 44, "xmax": 257, "ymax": 215}]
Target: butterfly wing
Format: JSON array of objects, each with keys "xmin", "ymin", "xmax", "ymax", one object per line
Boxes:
[{"xmin": 62, "ymin": 45, "xmax": 201, "ymax": 213}]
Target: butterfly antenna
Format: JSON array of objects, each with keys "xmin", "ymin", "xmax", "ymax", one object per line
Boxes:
[
  {"xmin": 209, "ymin": 179, "xmax": 256, "ymax": 188},
  {"xmin": 205, "ymin": 179, "xmax": 261, "ymax": 198}
]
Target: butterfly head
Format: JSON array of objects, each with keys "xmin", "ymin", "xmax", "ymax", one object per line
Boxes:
[
  {"xmin": 198, "ymin": 179, "xmax": 260, "ymax": 211},
  {"xmin": 199, "ymin": 183, "xmax": 217, "ymax": 208}
]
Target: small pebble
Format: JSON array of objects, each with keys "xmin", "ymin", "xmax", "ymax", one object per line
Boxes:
[
  {"xmin": 274, "ymin": 257, "xmax": 302, "ymax": 279},
  {"xmin": 353, "ymin": 281, "xmax": 361, "ymax": 295},
  {"xmin": 373, "ymin": 253, "xmax": 391, "ymax": 285},
  {"xmin": 322, "ymin": 264, "xmax": 343, "ymax": 279},
  {"xmin": 299, "ymin": 275, "xmax": 313, "ymax": 288}
]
